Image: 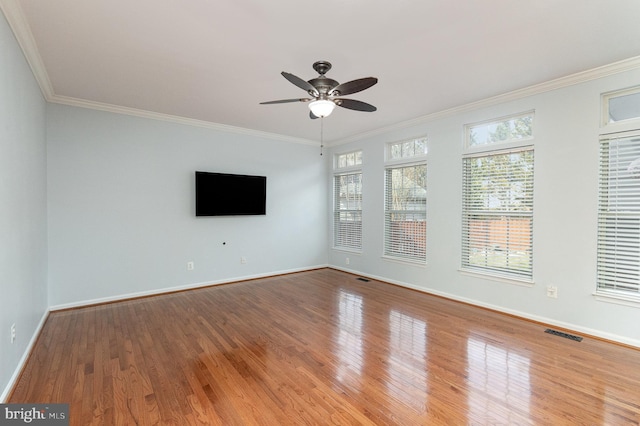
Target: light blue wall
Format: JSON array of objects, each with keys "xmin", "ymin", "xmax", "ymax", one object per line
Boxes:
[
  {"xmin": 3, "ymin": 0, "xmax": 640, "ymax": 399},
  {"xmin": 0, "ymin": 12, "xmax": 48, "ymax": 399},
  {"xmin": 46, "ymin": 105, "xmax": 329, "ymax": 307},
  {"xmin": 328, "ymin": 68, "xmax": 640, "ymax": 346}
]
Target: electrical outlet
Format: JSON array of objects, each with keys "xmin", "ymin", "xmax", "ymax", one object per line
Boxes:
[
  {"xmin": 187, "ymin": 261, "xmax": 194, "ymax": 271},
  {"xmin": 240, "ymin": 257, "xmax": 247, "ymax": 264},
  {"xmin": 346, "ymin": 257, "xmax": 350, "ymax": 265},
  {"xmin": 10, "ymin": 323, "xmax": 16, "ymax": 344},
  {"xmin": 546, "ymin": 285, "xmax": 558, "ymax": 299}
]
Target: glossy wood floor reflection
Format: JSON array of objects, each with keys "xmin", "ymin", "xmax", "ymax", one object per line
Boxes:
[{"xmin": 10, "ymin": 269, "xmax": 640, "ymax": 425}]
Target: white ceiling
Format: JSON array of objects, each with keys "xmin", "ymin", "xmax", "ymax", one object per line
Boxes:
[{"xmin": 3, "ymin": 0, "xmax": 640, "ymax": 144}]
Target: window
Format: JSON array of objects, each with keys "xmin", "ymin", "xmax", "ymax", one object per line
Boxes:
[
  {"xmin": 603, "ymin": 86, "xmax": 640, "ymax": 126},
  {"xmin": 597, "ymin": 131, "xmax": 640, "ymax": 298},
  {"xmin": 467, "ymin": 113, "xmax": 533, "ymax": 148},
  {"xmin": 387, "ymin": 137, "xmax": 428, "ymax": 160},
  {"xmin": 334, "ymin": 150, "xmax": 363, "ymax": 251},
  {"xmin": 384, "ymin": 138, "xmax": 427, "ymax": 262},
  {"xmin": 336, "ymin": 150, "xmax": 362, "ymax": 168},
  {"xmin": 462, "ymin": 113, "xmax": 534, "ymax": 281}
]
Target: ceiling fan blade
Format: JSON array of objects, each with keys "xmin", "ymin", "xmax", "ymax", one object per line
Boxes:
[
  {"xmin": 330, "ymin": 77, "xmax": 378, "ymax": 96},
  {"xmin": 281, "ymin": 72, "xmax": 319, "ymax": 96},
  {"xmin": 336, "ymin": 98, "xmax": 377, "ymax": 112},
  {"xmin": 260, "ymin": 98, "xmax": 311, "ymax": 105}
]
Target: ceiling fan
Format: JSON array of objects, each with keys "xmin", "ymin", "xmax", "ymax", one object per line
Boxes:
[{"xmin": 260, "ymin": 61, "xmax": 378, "ymax": 119}]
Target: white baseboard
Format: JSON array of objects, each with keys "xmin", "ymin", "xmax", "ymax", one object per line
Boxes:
[
  {"xmin": 330, "ymin": 266, "xmax": 640, "ymax": 349},
  {"xmin": 1, "ymin": 309, "xmax": 49, "ymax": 402},
  {"xmin": 8, "ymin": 264, "xmax": 636, "ymax": 403},
  {"xmin": 49, "ymin": 264, "xmax": 329, "ymax": 311}
]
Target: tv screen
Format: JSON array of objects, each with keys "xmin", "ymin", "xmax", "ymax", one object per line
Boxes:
[{"xmin": 195, "ymin": 171, "xmax": 266, "ymax": 216}]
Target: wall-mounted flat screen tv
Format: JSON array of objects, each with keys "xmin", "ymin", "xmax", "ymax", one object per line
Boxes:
[{"xmin": 195, "ymin": 171, "xmax": 266, "ymax": 216}]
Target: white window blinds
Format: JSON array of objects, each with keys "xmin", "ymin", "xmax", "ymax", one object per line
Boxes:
[
  {"xmin": 384, "ymin": 164, "xmax": 427, "ymax": 262},
  {"xmin": 334, "ymin": 172, "xmax": 363, "ymax": 250},
  {"xmin": 597, "ymin": 132, "xmax": 640, "ymax": 294},
  {"xmin": 461, "ymin": 148, "xmax": 534, "ymax": 279}
]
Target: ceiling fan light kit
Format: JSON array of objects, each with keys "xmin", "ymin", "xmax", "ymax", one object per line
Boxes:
[
  {"xmin": 308, "ymin": 99, "xmax": 336, "ymax": 118},
  {"xmin": 260, "ymin": 61, "xmax": 378, "ymax": 119}
]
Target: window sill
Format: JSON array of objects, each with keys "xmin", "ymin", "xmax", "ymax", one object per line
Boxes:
[
  {"xmin": 593, "ymin": 289, "xmax": 640, "ymax": 308},
  {"xmin": 459, "ymin": 268, "xmax": 534, "ymax": 287},
  {"xmin": 382, "ymin": 255, "xmax": 427, "ymax": 267},
  {"xmin": 332, "ymin": 247, "xmax": 362, "ymax": 254}
]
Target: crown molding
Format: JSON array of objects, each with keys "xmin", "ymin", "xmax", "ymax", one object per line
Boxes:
[
  {"xmin": 330, "ymin": 55, "xmax": 640, "ymax": 146},
  {"xmin": 0, "ymin": 0, "xmax": 54, "ymax": 100},
  {"xmin": 3, "ymin": 0, "xmax": 640, "ymax": 148},
  {"xmin": 49, "ymin": 94, "xmax": 317, "ymax": 146},
  {"xmin": 0, "ymin": 0, "xmax": 316, "ymax": 146}
]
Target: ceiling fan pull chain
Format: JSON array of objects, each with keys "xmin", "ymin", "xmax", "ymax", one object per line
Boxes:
[{"xmin": 320, "ymin": 117, "xmax": 324, "ymax": 156}]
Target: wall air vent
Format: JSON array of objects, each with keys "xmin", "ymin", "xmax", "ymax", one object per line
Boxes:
[{"xmin": 545, "ymin": 329, "xmax": 583, "ymax": 342}]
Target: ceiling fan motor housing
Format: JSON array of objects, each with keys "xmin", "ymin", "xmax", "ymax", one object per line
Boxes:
[
  {"xmin": 308, "ymin": 77, "xmax": 339, "ymax": 97},
  {"xmin": 309, "ymin": 61, "xmax": 338, "ymax": 97}
]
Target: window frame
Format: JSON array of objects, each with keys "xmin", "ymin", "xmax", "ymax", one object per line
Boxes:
[
  {"xmin": 334, "ymin": 149, "xmax": 363, "ymax": 171},
  {"xmin": 385, "ymin": 137, "xmax": 428, "ymax": 163},
  {"xmin": 461, "ymin": 112, "xmax": 535, "ymax": 284},
  {"xmin": 333, "ymin": 150, "xmax": 363, "ymax": 252},
  {"xmin": 595, "ymin": 130, "xmax": 640, "ymax": 305},
  {"xmin": 602, "ymin": 86, "xmax": 640, "ymax": 131},
  {"xmin": 383, "ymin": 156, "xmax": 427, "ymax": 264},
  {"xmin": 465, "ymin": 111, "xmax": 535, "ymax": 152}
]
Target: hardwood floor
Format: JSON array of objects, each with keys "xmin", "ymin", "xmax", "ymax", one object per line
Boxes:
[{"xmin": 9, "ymin": 268, "xmax": 640, "ymax": 425}]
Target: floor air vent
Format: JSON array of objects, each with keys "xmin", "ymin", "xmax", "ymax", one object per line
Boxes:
[
  {"xmin": 356, "ymin": 277, "xmax": 370, "ymax": 282},
  {"xmin": 545, "ymin": 329, "xmax": 583, "ymax": 342}
]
